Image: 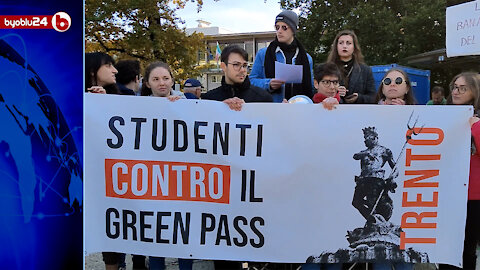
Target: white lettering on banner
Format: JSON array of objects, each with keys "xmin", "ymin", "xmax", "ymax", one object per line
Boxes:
[
  {"xmin": 172, "ymin": 165, "xmax": 187, "ymax": 197},
  {"xmin": 208, "ymin": 168, "xmax": 223, "ymax": 200},
  {"xmin": 112, "ymin": 162, "xmax": 128, "ymax": 195},
  {"xmin": 190, "ymin": 166, "xmax": 206, "ymax": 198},
  {"xmin": 132, "ymin": 163, "xmax": 148, "ymax": 196},
  {"xmin": 107, "ymin": 160, "xmax": 230, "ymax": 203},
  {"xmin": 152, "ymin": 165, "xmax": 169, "ymax": 196}
]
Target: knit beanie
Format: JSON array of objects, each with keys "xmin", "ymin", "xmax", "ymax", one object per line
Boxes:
[{"xmin": 275, "ymin": 10, "xmax": 298, "ymax": 33}]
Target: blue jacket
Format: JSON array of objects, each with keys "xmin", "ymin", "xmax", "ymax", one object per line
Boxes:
[{"xmin": 250, "ymin": 46, "xmax": 314, "ymax": 103}]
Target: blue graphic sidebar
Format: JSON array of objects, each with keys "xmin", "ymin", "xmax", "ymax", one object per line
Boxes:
[{"xmin": 0, "ymin": 1, "xmax": 83, "ymax": 269}]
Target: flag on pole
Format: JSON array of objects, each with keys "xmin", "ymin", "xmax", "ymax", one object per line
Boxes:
[{"xmin": 215, "ymin": 42, "xmax": 221, "ymax": 63}]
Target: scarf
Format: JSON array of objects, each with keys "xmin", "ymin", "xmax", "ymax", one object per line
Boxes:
[
  {"xmin": 264, "ymin": 37, "xmax": 312, "ymax": 100},
  {"xmin": 339, "ymin": 58, "xmax": 354, "ymax": 89},
  {"xmin": 313, "ymin": 92, "xmax": 341, "ymax": 104},
  {"xmin": 219, "ymin": 75, "xmax": 251, "ymax": 98}
]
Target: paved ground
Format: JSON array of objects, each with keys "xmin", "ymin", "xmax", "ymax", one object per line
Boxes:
[
  {"xmin": 86, "ymin": 249, "xmax": 480, "ymax": 270},
  {"xmin": 85, "ymin": 253, "xmax": 214, "ymax": 270}
]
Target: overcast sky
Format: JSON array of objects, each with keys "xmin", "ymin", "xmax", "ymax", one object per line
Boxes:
[{"xmin": 175, "ymin": 0, "xmax": 283, "ymax": 33}]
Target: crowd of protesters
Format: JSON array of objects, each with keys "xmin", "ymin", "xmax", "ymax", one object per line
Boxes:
[{"xmin": 85, "ymin": 9, "xmax": 479, "ymax": 270}]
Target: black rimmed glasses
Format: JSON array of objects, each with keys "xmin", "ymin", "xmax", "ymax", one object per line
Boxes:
[
  {"xmin": 383, "ymin": 77, "xmax": 405, "ymax": 86},
  {"xmin": 451, "ymin": 85, "xmax": 469, "ymax": 94},
  {"xmin": 320, "ymin": 80, "xmax": 339, "ymax": 87},
  {"xmin": 227, "ymin": 62, "xmax": 248, "ymax": 71}
]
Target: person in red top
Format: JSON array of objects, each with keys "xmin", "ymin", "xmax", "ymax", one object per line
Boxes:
[
  {"xmin": 312, "ymin": 63, "xmax": 344, "ymax": 110},
  {"xmin": 440, "ymin": 72, "xmax": 480, "ymax": 270}
]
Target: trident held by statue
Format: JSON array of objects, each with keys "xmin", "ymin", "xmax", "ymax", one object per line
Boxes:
[{"xmin": 369, "ymin": 111, "xmax": 425, "ymax": 217}]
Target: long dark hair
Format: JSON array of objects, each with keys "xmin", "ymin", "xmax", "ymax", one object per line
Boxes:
[
  {"xmin": 375, "ymin": 68, "xmax": 416, "ymax": 105},
  {"xmin": 140, "ymin": 62, "xmax": 174, "ymax": 96},
  {"xmin": 85, "ymin": 52, "xmax": 119, "ymax": 94}
]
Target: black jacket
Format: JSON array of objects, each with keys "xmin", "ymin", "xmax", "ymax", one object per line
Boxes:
[
  {"xmin": 201, "ymin": 76, "xmax": 273, "ymax": 103},
  {"xmin": 343, "ymin": 63, "xmax": 376, "ymax": 104},
  {"xmin": 117, "ymin": 83, "xmax": 136, "ymax": 96}
]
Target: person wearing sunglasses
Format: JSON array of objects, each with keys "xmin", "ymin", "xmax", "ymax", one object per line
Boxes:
[
  {"xmin": 326, "ymin": 30, "xmax": 376, "ymax": 104},
  {"xmin": 438, "ymin": 72, "xmax": 480, "ymax": 270},
  {"xmin": 375, "ymin": 68, "xmax": 416, "ymax": 105},
  {"xmin": 250, "ymin": 10, "xmax": 314, "ymax": 103},
  {"xmin": 371, "ymin": 68, "xmax": 416, "ymax": 270}
]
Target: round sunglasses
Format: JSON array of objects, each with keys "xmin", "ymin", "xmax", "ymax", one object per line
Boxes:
[{"xmin": 383, "ymin": 77, "xmax": 406, "ymax": 86}]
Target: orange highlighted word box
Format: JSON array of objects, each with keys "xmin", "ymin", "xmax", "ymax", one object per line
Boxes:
[{"xmin": 105, "ymin": 159, "xmax": 231, "ymax": 203}]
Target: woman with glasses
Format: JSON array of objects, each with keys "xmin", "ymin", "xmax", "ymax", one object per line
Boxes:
[
  {"xmin": 326, "ymin": 30, "xmax": 376, "ymax": 104},
  {"xmin": 439, "ymin": 72, "xmax": 480, "ymax": 270},
  {"xmin": 250, "ymin": 10, "xmax": 314, "ymax": 103},
  {"xmin": 375, "ymin": 68, "xmax": 416, "ymax": 105}
]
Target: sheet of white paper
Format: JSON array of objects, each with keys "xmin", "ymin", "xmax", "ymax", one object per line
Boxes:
[{"xmin": 274, "ymin": 61, "xmax": 303, "ymax": 83}]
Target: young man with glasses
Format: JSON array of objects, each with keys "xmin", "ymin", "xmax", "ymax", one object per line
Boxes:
[
  {"xmin": 250, "ymin": 10, "xmax": 314, "ymax": 103},
  {"xmin": 200, "ymin": 45, "xmax": 271, "ymax": 270},
  {"xmin": 201, "ymin": 45, "xmax": 272, "ymax": 110},
  {"xmin": 312, "ymin": 63, "xmax": 345, "ymax": 107}
]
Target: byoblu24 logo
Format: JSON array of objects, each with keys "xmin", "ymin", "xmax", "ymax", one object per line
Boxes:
[
  {"xmin": 3, "ymin": 17, "xmax": 48, "ymax": 28},
  {"xmin": 51, "ymin": 12, "xmax": 71, "ymax": 32}
]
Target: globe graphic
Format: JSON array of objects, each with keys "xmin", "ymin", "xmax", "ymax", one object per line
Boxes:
[{"xmin": 0, "ymin": 38, "xmax": 82, "ymax": 268}]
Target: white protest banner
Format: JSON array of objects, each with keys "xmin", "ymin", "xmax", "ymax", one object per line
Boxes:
[
  {"xmin": 446, "ymin": 0, "xmax": 480, "ymax": 57},
  {"xmin": 85, "ymin": 94, "xmax": 472, "ymax": 267}
]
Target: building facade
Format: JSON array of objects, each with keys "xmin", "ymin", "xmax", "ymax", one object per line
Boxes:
[{"xmin": 187, "ymin": 21, "xmax": 276, "ymax": 91}]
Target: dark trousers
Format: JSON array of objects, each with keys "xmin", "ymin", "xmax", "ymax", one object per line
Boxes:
[
  {"xmin": 214, "ymin": 260, "xmax": 243, "ymax": 270},
  {"xmin": 439, "ymin": 200, "xmax": 480, "ymax": 269}
]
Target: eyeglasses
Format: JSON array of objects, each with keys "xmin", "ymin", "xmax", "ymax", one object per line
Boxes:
[
  {"xmin": 451, "ymin": 85, "xmax": 469, "ymax": 94},
  {"xmin": 320, "ymin": 80, "xmax": 339, "ymax": 87},
  {"xmin": 383, "ymin": 77, "xmax": 405, "ymax": 86},
  {"xmin": 275, "ymin": 25, "xmax": 288, "ymax": 31},
  {"xmin": 227, "ymin": 62, "xmax": 248, "ymax": 71}
]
